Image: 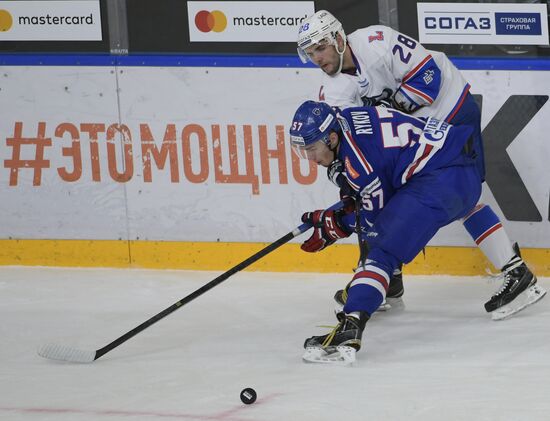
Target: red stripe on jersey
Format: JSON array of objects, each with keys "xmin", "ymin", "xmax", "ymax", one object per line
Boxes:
[
  {"xmin": 445, "ymin": 84, "xmax": 471, "ymax": 123},
  {"xmin": 343, "ymin": 129, "xmax": 374, "ymax": 174},
  {"xmin": 353, "ymin": 270, "xmax": 389, "ymax": 291},
  {"xmin": 405, "ymin": 144, "xmax": 434, "ymax": 180},
  {"xmin": 402, "ymin": 83, "xmax": 434, "ymax": 104},
  {"xmin": 403, "ymin": 55, "xmax": 432, "ymax": 83},
  {"xmin": 475, "ymin": 223, "xmax": 503, "ymax": 245}
]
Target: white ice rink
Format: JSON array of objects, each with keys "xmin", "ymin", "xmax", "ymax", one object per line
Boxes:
[{"xmin": 1, "ymin": 266, "xmax": 549, "ymax": 421}]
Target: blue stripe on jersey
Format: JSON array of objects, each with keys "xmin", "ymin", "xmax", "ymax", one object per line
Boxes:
[{"xmin": 401, "ymin": 56, "xmax": 441, "ymax": 104}]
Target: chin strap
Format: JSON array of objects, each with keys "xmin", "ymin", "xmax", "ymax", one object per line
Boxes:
[
  {"xmin": 335, "ymin": 47, "xmax": 345, "ymax": 75},
  {"xmin": 333, "ymin": 34, "xmax": 347, "ymax": 75}
]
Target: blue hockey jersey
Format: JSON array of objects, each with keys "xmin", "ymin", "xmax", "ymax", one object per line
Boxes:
[{"xmin": 336, "ymin": 105, "xmax": 474, "ymax": 230}]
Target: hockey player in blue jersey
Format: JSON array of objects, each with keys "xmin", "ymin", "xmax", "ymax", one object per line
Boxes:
[
  {"xmin": 296, "ymin": 10, "xmax": 544, "ymax": 317},
  {"xmin": 290, "ymin": 100, "xmax": 546, "ymax": 365}
]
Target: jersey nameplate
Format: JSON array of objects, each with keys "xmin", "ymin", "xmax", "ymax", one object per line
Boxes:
[{"xmin": 350, "ymin": 111, "xmax": 373, "ymax": 135}]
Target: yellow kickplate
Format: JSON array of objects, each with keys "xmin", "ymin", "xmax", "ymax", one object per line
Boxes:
[{"xmin": 0, "ymin": 239, "xmax": 549, "ymax": 276}]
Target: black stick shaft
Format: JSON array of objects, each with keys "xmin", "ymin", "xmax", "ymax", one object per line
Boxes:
[
  {"xmin": 94, "ymin": 226, "xmax": 306, "ymax": 360},
  {"xmin": 355, "ymin": 200, "xmax": 369, "ymax": 266}
]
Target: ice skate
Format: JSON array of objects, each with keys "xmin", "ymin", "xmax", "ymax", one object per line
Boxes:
[
  {"xmin": 486, "ymin": 243, "xmax": 547, "ymax": 320},
  {"xmin": 302, "ymin": 312, "xmax": 369, "ymax": 366},
  {"xmin": 334, "ymin": 265, "xmax": 404, "ymax": 314}
]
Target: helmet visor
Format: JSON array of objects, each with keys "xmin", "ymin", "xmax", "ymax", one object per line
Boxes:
[
  {"xmin": 297, "ymin": 37, "xmax": 332, "ymax": 64},
  {"xmin": 290, "ymin": 134, "xmax": 331, "ymax": 160}
]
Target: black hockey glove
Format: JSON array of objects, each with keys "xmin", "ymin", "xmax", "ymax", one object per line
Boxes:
[
  {"xmin": 327, "ymin": 159, "xmax": 356, "ymax": 214},
  {"xmin": 301, "ymin": 209, "xmax": 352, "ymax": 253},
  {"xmin": 361, "ymin": 88, "xmax": 393, "ymax": 107}
]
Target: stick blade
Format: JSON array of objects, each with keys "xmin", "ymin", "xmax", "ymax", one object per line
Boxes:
[{"xmin": 38, "ymin": 343, "xmax": 97, "ymax": 363}]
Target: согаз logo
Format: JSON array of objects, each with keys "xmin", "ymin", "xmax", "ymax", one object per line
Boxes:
[
  {"xmin": 195, "ymin": 10, "xmax": 227, "ymax": 33},
  {"xmin": 0, "ymin": 9, "xmax": 13, "ymax": 31}
]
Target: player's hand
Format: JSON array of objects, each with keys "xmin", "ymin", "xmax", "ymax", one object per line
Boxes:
[
  {"xmin": 327, "ymin": 159, "xmax": 345, "ymax": 187},
  {"xmin": 327, "ymin": 159, "xmax": 356, "ymax": 214},
  {"xmin": 301, "ymin": 209, "xmax": 351, "ymax": 252},
  {"xmin": 362, "ymin": 88, "xmax": 393, "ymax": 107},
  {"xmin": 339, "ymin": 180, "xmax": 356, "ymax": 214}
]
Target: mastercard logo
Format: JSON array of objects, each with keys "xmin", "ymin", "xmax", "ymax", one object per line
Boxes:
[
  {"xmin": 194, "ymin": 10, "xmax": 227, "ymax": 33},
  {"xmin": 0, "ymin": 9, "xmax": 13, "ymax": 32}
]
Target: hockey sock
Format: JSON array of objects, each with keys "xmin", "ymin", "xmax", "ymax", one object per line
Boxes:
[
  {"xmin": 344, "ymin": 264, "xmax": 389, "ymax": 315},
  {"xmin": 462, "ymin": 204, "xmax": 515, "ymax": 270}
]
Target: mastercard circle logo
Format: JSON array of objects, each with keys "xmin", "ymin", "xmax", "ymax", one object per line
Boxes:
[
  {"xmin": 195, "ymin": 10, "xmax": 227, "ymax": 33},
  {"xmin": 0, "ymin": 9, "xmax": 13, "ymax": 32}
]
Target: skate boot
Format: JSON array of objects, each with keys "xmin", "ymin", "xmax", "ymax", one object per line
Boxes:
[
  {"xmin": 302, "ymin": 311, "xmax": 369, "ymax": 365},
  {"xmin": 485, "ymin": 243, "xmax": 546, "ymax": 320},
  {"xmin": 334, "ymin": 264, "xmax": 405, "ymax": 313}
]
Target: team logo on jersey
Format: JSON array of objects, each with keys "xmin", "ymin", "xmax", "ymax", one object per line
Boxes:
[
  {"xmin": 368, "ymin": 31, "xmax": 384, "ymax": 42},
  {"xmin": 423, "ymin": 69, "xmax": 435, "ymax": 85},
  {"xmin": 345, "ymin": 157, "xmax": 360, "ymax": 179}
]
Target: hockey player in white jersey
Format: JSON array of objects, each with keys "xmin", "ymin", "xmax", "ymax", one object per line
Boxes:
[{"xmin": 296, "ymin": 10, "xmax": 546, "ymax": 320}]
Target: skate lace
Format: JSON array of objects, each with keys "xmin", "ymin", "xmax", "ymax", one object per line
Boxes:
[
  {"xmin": 492, "ymin": 256, "xmax": 524, "ymax": 297},
  {"xmin": 493, "ymin": 260, "xmax": 523, "ymax": 297},
  {"xmin": 341, "ymin": 288, "xmax": 348, "ymax": 303},
  {"xmin": 493, "ymin": 275, "xmax": 511, "ymax": 297},
  {"xmin": 321, "ymin": 322, "xmax": 341, "ymax": 348}
]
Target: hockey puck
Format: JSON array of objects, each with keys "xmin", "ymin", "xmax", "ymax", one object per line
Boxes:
[{"xmin": 240, "ymin": 388, "xmax": 257, "ymax": 404}]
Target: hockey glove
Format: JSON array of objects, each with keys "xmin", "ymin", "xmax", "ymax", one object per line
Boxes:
[
  {"xmin": 361, "ymin": 88, "xmax": 393, "ymax": 107},
  {"xmin": 327, "ymin": 159, "xmax": 345, "ymax": 188},
  {"xmin": 327, "ymin": 159, "xmax": 356, "ymax": 214},
  {"xmin": 301, "ymin": 209, "xmax": 352, "ymax": 253}
]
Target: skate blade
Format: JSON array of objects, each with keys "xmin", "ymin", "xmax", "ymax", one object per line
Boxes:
[
  {"xmin": 491, "ymin": 284, "xmax": 547, "ymax": 321},
  {"xmin": 379, "ymin": 297, "xmax": 406, "ymax": 312},
  {"xmin": 302, "ymin": 346, "xmax": 357, "ymax": 366},
  {"xmin": 377, "ymin": 299, "xmax": 391, "ymax": 312},
  {"xmin": 334, "ymin": 297, "xmax": 404, "ymax": 316}
]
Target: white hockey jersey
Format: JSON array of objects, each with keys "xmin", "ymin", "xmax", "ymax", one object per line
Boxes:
[{"xmin": 319, "ymin": 25, "xmax": 470, "ymax": 121}]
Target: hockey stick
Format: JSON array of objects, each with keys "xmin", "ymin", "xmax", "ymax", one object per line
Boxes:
[
  {"xmin": 38, "ymin": 201, "xmax": 342, "ymax": 363},
  {"xmin": 355, "ymin": 199, "xmax": 369, "ymax": 267}
]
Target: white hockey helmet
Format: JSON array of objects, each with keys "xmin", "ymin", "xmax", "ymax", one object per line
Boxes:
[{"xmin": 297, "ymin": 10, "xmax": 347, "ymax": 65}]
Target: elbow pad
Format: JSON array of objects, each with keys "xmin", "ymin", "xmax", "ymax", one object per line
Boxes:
[{"xmin": 392, "ymin": 87, "xmax": 424, "ymax": 113}]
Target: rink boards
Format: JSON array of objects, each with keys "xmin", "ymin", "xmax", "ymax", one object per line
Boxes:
[{"xmin": 0, "ymin": 59, "xmax": 549, "ymax": 274}]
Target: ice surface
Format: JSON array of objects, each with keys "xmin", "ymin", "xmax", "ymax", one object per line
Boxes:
[{"xmin": 0, "ymin": 266, "xmax": 549, "ymax": 421}]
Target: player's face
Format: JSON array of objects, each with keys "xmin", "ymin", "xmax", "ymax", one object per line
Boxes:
[
  {"xmin": 304, "ymin": 40, "xmax": 340, "ymax": 76},
  {"xmin": 295, "ymin": 138, "xmax": 333, "ymax": 166}
]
